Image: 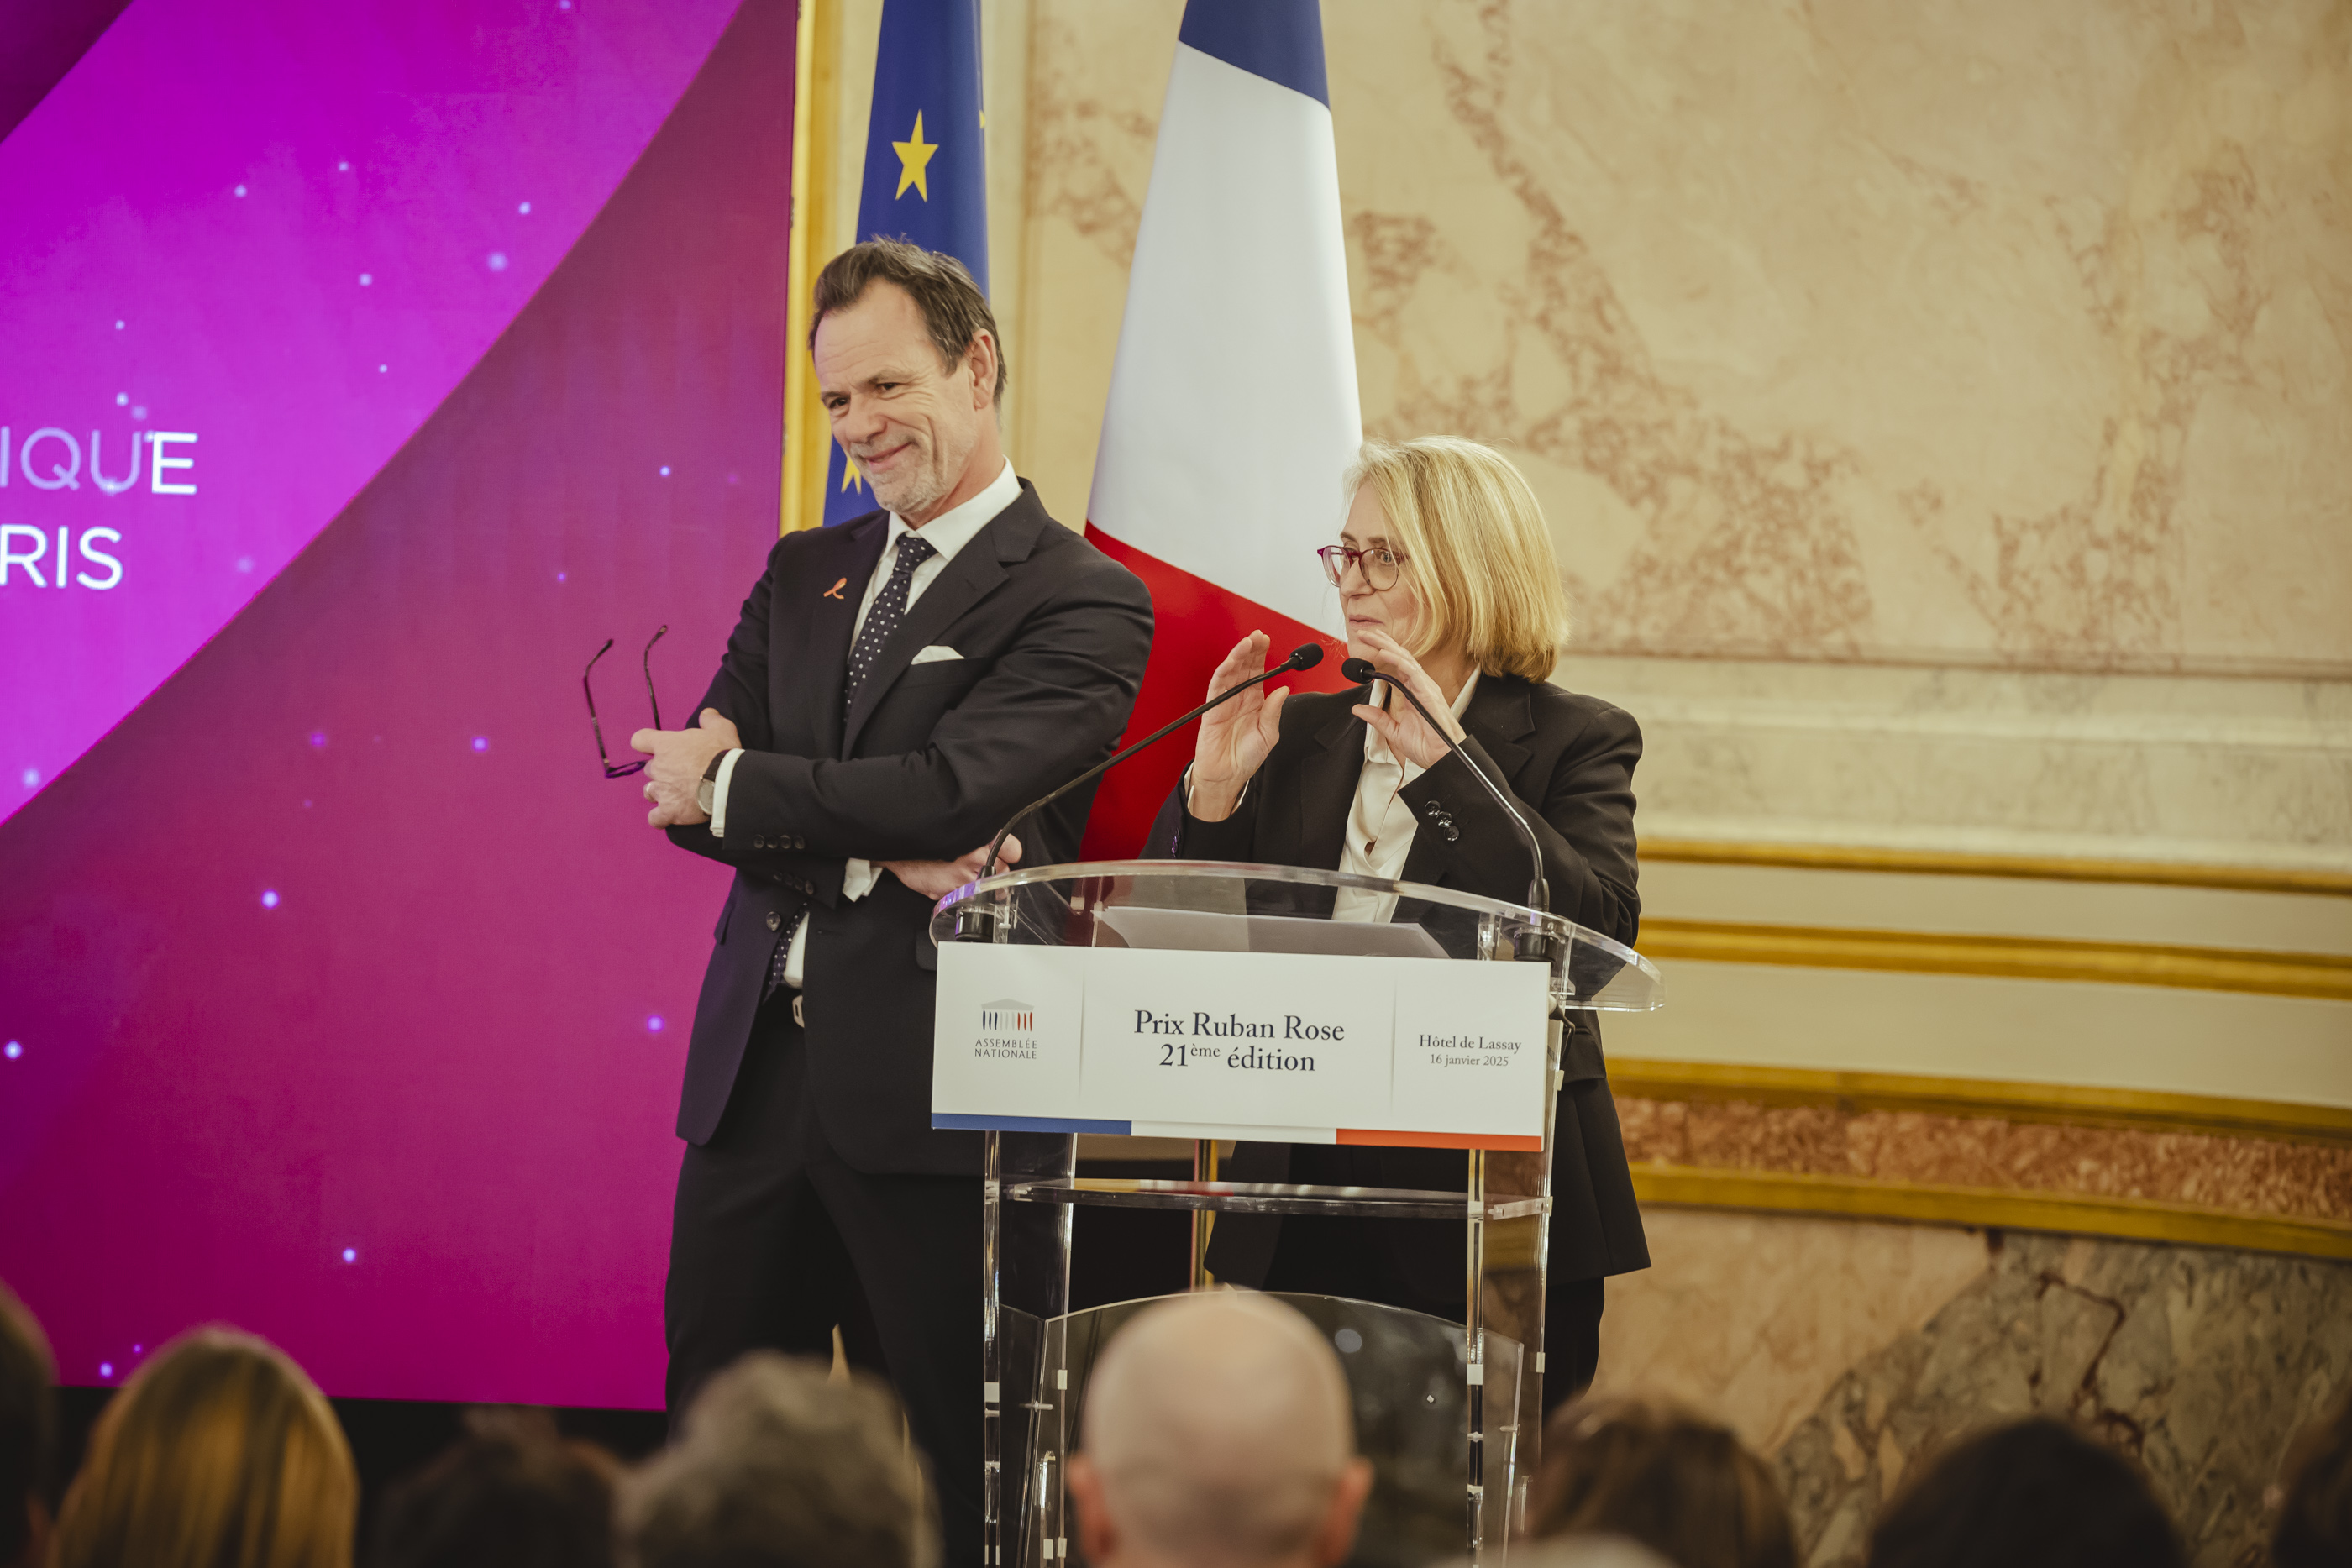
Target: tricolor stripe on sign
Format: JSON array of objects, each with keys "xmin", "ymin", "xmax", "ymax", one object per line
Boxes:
[
  {"xmin": 931, "ymin": 1114, "xmax": 1542, "ymax": 1152},
  {"xmin": 1080, "ymin": 0, "xmax": 1362, "ymax": 857}
]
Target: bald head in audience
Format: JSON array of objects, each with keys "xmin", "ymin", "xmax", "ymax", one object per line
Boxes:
[{"xmin": 1068, "ymin": 1293, "xmax": 1373, "ymax": 1568}]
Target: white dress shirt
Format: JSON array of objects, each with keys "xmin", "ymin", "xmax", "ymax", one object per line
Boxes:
[
  {"xmin": 1331, "ymin": 670, "xmax": 1480, "ymax": 924},
  {"xmin": 710, "ymin": 457, "xmax": 1021, "ymax": 988}
]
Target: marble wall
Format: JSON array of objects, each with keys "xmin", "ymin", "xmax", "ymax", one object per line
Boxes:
[
  {"xmin": 1011, "ymin": 0, "xmax": 2352, "ymax": 676},
  {"xmin": 749, "ymin": 13, "xmax": 2352, "ymax": 1560},
  {"xmin": 1617, "ymin": 1095, "xmax": 2352, "ymax": 1224},
  {"xmin": 993, "ymin": 0, "xmax": 2352, "ymax": 875},
  {"xmin": 967, "ymin": 0, "xmax": 2352, "ymax": 1131},
  {"xmin": 1599, "ymin": 1209, "xmax": 2352, "ymax": 1568},
  {"xmin": 1333, "ymin": 0, "xmax": 2352, "ymax": 679},
  {"xmin": 965, "ymin": 17, "xmax": 2352, "ymax": 1559},
  {"xmin": 1568, "ymin": 653, "xmax": 2352, "ymax": 873}
]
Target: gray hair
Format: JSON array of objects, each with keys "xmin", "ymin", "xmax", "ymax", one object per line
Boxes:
[{"xmin": 617, "ymin": 1353, "xmax": 939, "ymax": 1568}]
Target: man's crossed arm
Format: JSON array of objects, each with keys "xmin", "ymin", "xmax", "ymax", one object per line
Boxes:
[{"xmin": 630, "ymin": 711, "xmax": 1021, "ymax": 895}]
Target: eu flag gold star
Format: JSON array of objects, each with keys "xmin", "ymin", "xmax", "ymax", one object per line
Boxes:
[
  {"xmin": 841, "ymin": 456, "xmax": 865, "ymax": 493},
  {"xmin": 893, "ymin": 111, "xmax": 938, "ymax": 201}
]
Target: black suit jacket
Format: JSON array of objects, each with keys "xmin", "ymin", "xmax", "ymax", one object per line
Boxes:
[
  {"xmin": 1147, "ymin": 673, "xmax": 1651, "ymax": 1284},
  {"xmin": 665, "ymin": 481, "xmax": 1152, "ymax": 1172}
]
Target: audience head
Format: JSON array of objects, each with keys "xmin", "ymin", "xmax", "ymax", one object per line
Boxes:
[
  {"xmin": 1865, "ymin": 1416, "xmax": 2182, "ymax": 1568},
  {"xmin": 0, "ymin": 1281, "xmax": 55, "ymax": 1568},
  {"xmin": 1527, "ymin": 1395, "xmax": 1793, "ymax": 1568},
  {"xmin": 50, "ymin": 1325, "xmax": 357, "ymax": 1568},
  {"xmin": 371, "ymin": 1407, "xmax": 619, "ymax": 1568},
  {"xmin": 1490, "ymin": 1541, "xmax": 1677, "ymax": 1568},
  {"xmin": 617, "ymin": 1352, "xmax": 936, "ymax": 1568},
  {"xmin": 2271, "ymin": 1381, "xmax": 2352, "ymax": 1568},
  {"xmin": 1068, "ymin": 1291, "xmax": 1373, "ymax": 1568}
]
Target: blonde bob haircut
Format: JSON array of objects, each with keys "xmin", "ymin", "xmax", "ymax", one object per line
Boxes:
[
  {"xmin": 51, "ymin": 1327, "xmax": 357, "ymax": 1568},
  {"xmin": 1343, "ymin": 436, "xmax": 1570, "ymax": 682}
]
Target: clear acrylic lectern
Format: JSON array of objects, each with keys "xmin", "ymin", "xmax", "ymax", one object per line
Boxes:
[{"xmin": 928, "ymin": 860, "xmax": 1664, "ymax": 1567}]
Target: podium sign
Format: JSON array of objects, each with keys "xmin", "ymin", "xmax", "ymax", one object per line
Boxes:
[
  {"xmin": 932, "ymin": 943, "xmax": 1550, "ymax": 1149},
  {"xmin": 929, "ymin": 860, "xmax": 1666, "ymax": 1565}
]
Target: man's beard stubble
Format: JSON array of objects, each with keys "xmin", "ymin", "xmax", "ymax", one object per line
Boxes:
[{"xmin": 860, "ymin": 426, "xmax": 969, "ymax": 522}]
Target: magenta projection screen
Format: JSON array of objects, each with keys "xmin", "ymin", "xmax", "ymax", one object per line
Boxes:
[{"xmin": 0, "ymin": 0, "xmax": 793, "ymax": 1407}]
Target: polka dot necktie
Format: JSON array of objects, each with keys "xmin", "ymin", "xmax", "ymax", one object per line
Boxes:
[
  {"xmin": 771, "ymin": 532, "xmax": 936, "ymax": 1004},
  {"xmin": 844, "ymin": 533, "xmax": 937, "ymax": 715},
  {"xmin": 765, "ymin": 909, "xmax": 805, "ymax": 1000}
]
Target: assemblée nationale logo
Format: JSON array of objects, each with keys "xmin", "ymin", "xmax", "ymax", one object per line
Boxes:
[
  {"xmin": 979, "ymin": 999, "xmax": 1034, "ymax": 1032},
  {"xmin": 974, "ymin": 999, "xmax": 1038, "ymax": 1060}
]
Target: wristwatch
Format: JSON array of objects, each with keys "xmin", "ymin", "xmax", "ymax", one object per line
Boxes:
[{"xmin": 696, "ymin": 752, "xmax": 727, "ymax": 816}]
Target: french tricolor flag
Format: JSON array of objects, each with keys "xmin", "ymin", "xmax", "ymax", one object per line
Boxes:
[{"xmin": 1082, "ymin": 0, "xmax": 1360, "ymax": 857}]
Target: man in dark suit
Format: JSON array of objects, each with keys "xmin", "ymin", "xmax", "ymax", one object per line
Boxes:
[{"xmin": 633, "ymin": 239, "xmax": 1153, "ymax": 1559}]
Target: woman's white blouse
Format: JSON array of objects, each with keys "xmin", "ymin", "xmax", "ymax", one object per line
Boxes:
[{"xmin": 1333, "ymin": 671, "xmax": 1480, "ymax": 924}]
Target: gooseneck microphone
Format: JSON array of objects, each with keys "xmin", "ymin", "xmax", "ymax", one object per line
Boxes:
[
  {"xmin": 980, "ymin": 642, "xmax": 1326, "ymax": 877},
  {"xmin": 1341, "ymin": 657, "xmax": 1549, "ymax": 911}
]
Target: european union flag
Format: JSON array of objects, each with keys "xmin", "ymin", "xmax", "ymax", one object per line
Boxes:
[{"xmin": 822, "ymin": 0, "xmax": 990, "ymax": 524}]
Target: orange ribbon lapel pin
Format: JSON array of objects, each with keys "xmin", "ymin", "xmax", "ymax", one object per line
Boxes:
[{"xmin": 822, "ymin": 577, "xmax": 848, "ymax": 600}]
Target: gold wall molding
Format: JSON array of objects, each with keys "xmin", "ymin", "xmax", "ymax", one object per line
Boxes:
[
  {"xmin": 1630, "ymin": 1164, "xmax": 2352, "ymax": 1262},
  {"xmin": 1638, "ymin": 917, "xmax": 2352, "ymax": 1002},
  {"xmin": 780, "ymin": 0, "xmax": 843, "ymax": 535},
  {"xmin": 1641, "ymin": 837, "xmax": 2352, "ymax": 898},
  {"xmin": 1608, "ymin": 1059, "xmax": 2352, "ymax": 1146}
]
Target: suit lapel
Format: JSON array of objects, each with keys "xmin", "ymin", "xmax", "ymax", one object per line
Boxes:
[
  {"xmin": 838, "ymin": 490, "xmax": 1044, "ymax": 758},
  {"xmin": 1463, "ymin": 674, "xmax": 1536, "ymax": 780},
  {"xmin": 1292, "ymin": 695, "xmax": 1368, "ymax": 873},
  {"xmin": 1398, "ymin": 674, "xmax": 1536, "ymax": 888},
  {"xmin": 802, "ymin": 514, "xmax": 887, "ymax": 760},
  {"xmin": 1398, "ymin": 813, "xmax": 1450, "ymax": 887}
]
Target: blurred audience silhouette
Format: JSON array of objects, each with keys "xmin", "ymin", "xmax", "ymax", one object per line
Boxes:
[
  {"xmin": 3, "ymin": 1273, "xmax": 2342, "ymax": 1568},
  {"xmin": 370, "ymin": 1406, "xmax": 618, "ymax": 1568},
  {"xmin": 1480, "ymin": 1541, "xmax": 1676, "ymax": 1568},
  {"xmin": 0, "ymin": 1282, "xmax": 55, "ymax": 1568},
  {"xmin": 2270, "ymin": 1382, "xmax": 2352, "ymax": 1568},
  {"xmin": 49, "ymin": 1325, "xmax": 357, "ymax": 1568},
  {"xmin": 617, "ymin": 1351, "xmax": 936, "ymax": 1568},
  {"xmin": 1864, "ymin": 1416, "xmax": 2185, "ymax": 1568},
  {"xmin": 1525, "ymin": 1394, "xmax": 1793, "ymax": 1568}
]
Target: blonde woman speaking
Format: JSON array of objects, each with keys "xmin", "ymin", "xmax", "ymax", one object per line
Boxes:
[{"xmin": 1150, "ymin": 436, "xmax": 1647, "ymax": 1408}]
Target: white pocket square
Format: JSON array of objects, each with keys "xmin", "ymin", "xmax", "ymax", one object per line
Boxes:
[{"xmin": 911, "ymin": 645, "xmax": 964, "ymax": 664}]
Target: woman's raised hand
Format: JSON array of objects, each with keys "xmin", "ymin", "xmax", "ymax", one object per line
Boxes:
[
  {"xmin": 1188, "ymin": 631, "xmax": 1289, "ymax": 822},
  {"xmin": 1350, "ymin": 628, "xmax": 1467, "ymax": 772}
]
